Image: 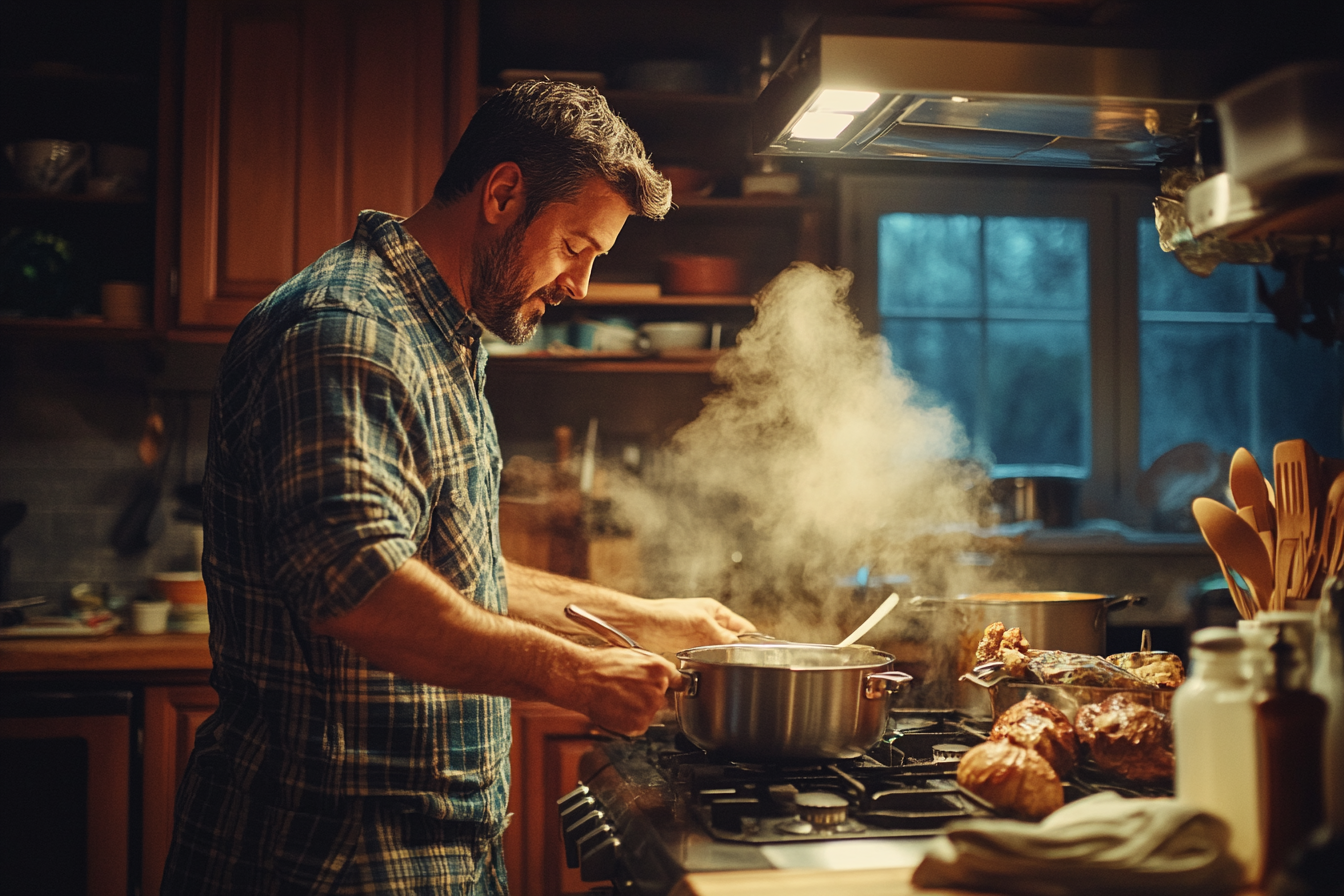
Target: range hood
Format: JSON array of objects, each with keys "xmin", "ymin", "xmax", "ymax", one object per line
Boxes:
[{"xmin": 752, "ymin": 16, "xmax": 1218, "ymax": 169}]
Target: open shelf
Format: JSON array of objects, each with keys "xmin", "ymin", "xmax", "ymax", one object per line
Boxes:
[
  {"xmin": 0, "ymin": 191, "xmax": 151, "ymax": 206},
  {"xmin": 487, "ymin": 349, "xmax": 726, "ymax": 373},
  {"xmin": 577, "ymin": 292, "xmax": 753, "ymax": 307},
  {"xmin": 0, "ymin": 317, "xmax": 153, "ymax": 340}
]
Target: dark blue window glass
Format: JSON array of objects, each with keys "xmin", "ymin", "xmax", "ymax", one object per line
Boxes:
[
  {"xmin": 1137, "ymin": 219, "xmax": 1343, "ymax": 468},
  {"xmin": 878, "ymin": 213, "xmax": 1089, "ymax": 474}
]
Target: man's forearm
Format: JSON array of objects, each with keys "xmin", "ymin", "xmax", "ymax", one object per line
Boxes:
[
  {"xmin": 311, "ymin": 558, "xmax": 588, "ymax": 704},
  {"xmin": 504, "ymin": 560, "xmax": 644, "ymax": 638}
]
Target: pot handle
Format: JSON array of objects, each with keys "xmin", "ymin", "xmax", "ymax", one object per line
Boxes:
[
  {"xmin": 1095, "ymin": 593, "xmax": 1145, "ymax": 632},
  {"xmin": 864, "ymin": 670, "xmax": 912, "ymax": 699},
  {"xmin": 679, "ymin": 670, "xmax": 700, "ymax": 698},
  {"xmin": 1104, "ymin": 593, "xmax": 1146, "ymax": 611}
]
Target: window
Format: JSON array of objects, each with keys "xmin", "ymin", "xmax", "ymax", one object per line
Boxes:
[
  {"xmin": 1137, "ymin": 221, "xmax": 1343, "ymax": 468},
  {"xmin": 878, "ymin": 212, "xmax": 1090, "ymax": 474},
  {"xmin": 842, "ymin": 168, "xmax": 1342, "ymax": 525}
]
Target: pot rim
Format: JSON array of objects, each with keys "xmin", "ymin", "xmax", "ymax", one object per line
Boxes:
[
  {"xmin": 675, "ymin": 642, "xmax": 895, "ymax": 671},
  {"xmin": 954, "ymin": 591, "xmax": 1109, "ymax": 603}
]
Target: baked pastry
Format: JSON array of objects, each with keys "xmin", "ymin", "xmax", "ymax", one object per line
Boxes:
[
  {"xmin": 989, "ymin": 696, "xmax": 1079, "ymax": 778},
  {"xmin": 1105, "ymin": 650, "xmax": 1186, "ymax": 689},
  {"xmin": 975, "ymin": 621, "xmax": 1005, "ymax": 665},
  {"xmin": 975, "ymin": 621, "xmax": 1031, "ymax": 665},
  {"xmin": 1075, "ymin": 693, "xmax": 1174, "ymax": 782},
  {"xmin": 957, "ymin": 739, "xmax": 1064, "ymax": 820}
]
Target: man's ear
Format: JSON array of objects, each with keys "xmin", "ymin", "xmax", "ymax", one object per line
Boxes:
[{"xmin": 481, "ymin": 162, "xmax": 525, "ymax": 226}]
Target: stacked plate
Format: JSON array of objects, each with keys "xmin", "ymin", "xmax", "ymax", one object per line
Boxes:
[{"xmin": 151, "ymin": 571, "xmax": 209, "ymax": 633}]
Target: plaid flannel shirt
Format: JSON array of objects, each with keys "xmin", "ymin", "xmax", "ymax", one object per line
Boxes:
[{"xmin": 163, "ymin": 211, "xmax": 510, "ymax": 894}]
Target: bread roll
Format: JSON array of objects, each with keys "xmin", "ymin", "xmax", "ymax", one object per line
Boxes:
[
  {"xmin": 957, "ymin": 739, "xmax": 1064, "ymax": 820},
  {"xmin": 1075, "ymin": 693, "xmax": 1174, "ymax": 782},
  {"xmin": 1105, "ymin": 650, "xmax": 1186, "ymax": 688},
  {"xmin": 990, "ymin": 695, "xmax": 1079, "ymax": 777}
]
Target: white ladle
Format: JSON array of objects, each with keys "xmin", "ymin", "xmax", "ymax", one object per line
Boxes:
[{"xmin": 835, "ymin": 592, "xmax": 901, "ymax": 648}]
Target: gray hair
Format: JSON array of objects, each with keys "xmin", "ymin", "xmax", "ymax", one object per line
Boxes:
[{"xmin": 434, "ymin": 80, "xmax": 672, "ymax": 223}]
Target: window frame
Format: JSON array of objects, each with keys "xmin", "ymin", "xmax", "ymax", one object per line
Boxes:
[{"xmin": 839, "ymin": 166, "xmax": 1158, "ymax": 524}]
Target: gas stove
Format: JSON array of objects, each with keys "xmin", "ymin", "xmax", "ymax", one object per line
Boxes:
[
  {"xmin": 558, "ymin": 710, "xmax": 992, "ymax": 895},
  {"xmin": 558, "ymin": 709, "xmax": 1173, "ymax": 895}
]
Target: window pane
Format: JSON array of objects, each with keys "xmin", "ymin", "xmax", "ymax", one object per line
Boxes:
[
  {"xmin": 1137, "ymin": 220, "xmax": 1255, "ymax": 314},
  {"xmin": 1140, "ymin": 322, "xmax": 1250, "ymax": 468},
  {"xmin": 878, "ymin": 213, "xmax": 981, "ymax": 315},
  {"xmin": 1258, "ymin": 326, "xmax": 1344, "ymax": 459},
  {"xmin": 882, "ymin": 317, "xmax": 980, "ymax": 440},
  {"xmin": 985, "ymin": 217, "xmax": 1089, "ymax": 314},
  {"xmin": 1137, "ymin": 216, "xmax": 1343, "ymax": 468},
  {"xmin": 987, "ymin": 320, "xmax": 1089, "ymax": 468}
]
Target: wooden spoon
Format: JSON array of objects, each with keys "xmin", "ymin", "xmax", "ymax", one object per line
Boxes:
[
  {"xmin": 835, "ymin": 593, "xmax": 900, "ymax": 648},
  {"xmin": 1323, "ymin": 472, "xmax": 1344, "ymax": 580},
  {"xmin": 1193, "ymin": 497, "xmax": 1275, "ymax": 615},
  {"xmin": 1230, "ymin": 447, "xmax": 1275, "ymax": 537}
]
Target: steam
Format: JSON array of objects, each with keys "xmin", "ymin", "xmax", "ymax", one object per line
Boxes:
[{"xmin": 611, "ymin": 263, "xmax": 998, "ymax": 637}]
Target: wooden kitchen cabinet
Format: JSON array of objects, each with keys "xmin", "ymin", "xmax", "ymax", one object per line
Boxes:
[
  {"xmin": 175, "ymin": 0, "xmax": 477, "ymax": 334},
  {"xmin": 506, "ymin": 701, "xmax": 604, "ymax": 896},
  {"xmin": 141, "ymin": 684, "xmax": 218, "ymax": 896}
]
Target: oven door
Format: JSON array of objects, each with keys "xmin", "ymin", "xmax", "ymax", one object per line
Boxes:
[{"xmin": 0, "ymin": 688, "xmax": 134, "ymax": 896}]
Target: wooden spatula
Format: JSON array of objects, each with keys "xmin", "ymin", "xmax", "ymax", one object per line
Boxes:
[
  {"xmin": 1273, "ymin": 440, "xmax": 1322, "ymax": 601},
  {"xmin": 1193, "ymin": 497, "xmax": 1274, "ymax": 617},
  {"xmin": 1230, "ymin": 447, "xmax": 1275, "ymax": 538}
]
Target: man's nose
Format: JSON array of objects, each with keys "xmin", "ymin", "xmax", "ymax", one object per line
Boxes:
[{"xmin": 559, "ymin": 258, "xmax": 595, "ymax": 301}]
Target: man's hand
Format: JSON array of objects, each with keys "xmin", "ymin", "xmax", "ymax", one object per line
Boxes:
[
  {"xmin": 505, "ymin": 563, "xmax": 756, "ymax": 657},
  {"xmin": 625, "ymin": 597, "xmax": 755, "ymax": 656},
  {"xmin": 574, "ymin": 646, "xmax": 682, "ymax": 736}
]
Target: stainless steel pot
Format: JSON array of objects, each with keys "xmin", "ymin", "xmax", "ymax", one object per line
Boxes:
[
  {"xmin": 674, "ymin": 643, "xmax": 912, "ymax": 762},
  {"xmin": 953, "ymin": 592, "xmax": 1143, "ymax": 655},
  {"xmin": 944, "ymin": 591, "xmax": 1143, "ymax": 715}
]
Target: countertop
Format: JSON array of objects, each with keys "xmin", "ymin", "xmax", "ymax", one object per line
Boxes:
[{"xmin": 0, "ymin": 631, "xmax": 211, "ymax": 674}]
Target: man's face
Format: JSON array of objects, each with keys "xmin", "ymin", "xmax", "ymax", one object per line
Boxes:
[{"xmin": 471, "ymin": 178, "xmax": 631, "ymax": 344}]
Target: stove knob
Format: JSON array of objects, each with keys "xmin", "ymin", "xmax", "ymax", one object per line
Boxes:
[
  {"xmin": 795, "ymin": 791, "xmax": 849, "ymax": 827},
  {"xmin": 563, "ymin": 809, "xmax": 605, "ymax": 869},
  {"xmin": 577, "ymin": 823, "xmax": 620, "ymax": 881},
  {"xmin": 557, "ymin": 783, "xmax": 591, "ymax": 813}
]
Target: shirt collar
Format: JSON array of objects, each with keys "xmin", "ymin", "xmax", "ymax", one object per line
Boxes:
[{"xmin": 353, "ymin": 210, "xmax": 482, "ymax": 346}]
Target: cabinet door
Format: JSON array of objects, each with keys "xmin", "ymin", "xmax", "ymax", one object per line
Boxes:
[
  {"xmin": 506, "ymin": 701, "xmax": 603, "ymax": 896},
  {"xmin": 177, "ymin": 0, "xmax": 450, "ymax": 328},
  {"xmin": 142, "ymin": 685, "xmax": 219, "ymax": 896}
]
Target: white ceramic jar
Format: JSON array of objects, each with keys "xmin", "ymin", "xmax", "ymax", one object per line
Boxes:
[{"xmin": 1173, "ymin": 627, "xmax": 1262, "ymax": 883}]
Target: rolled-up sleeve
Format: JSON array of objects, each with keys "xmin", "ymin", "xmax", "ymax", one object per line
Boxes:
[{"xmin": 259, "ymin": 308, "xmax": 429, "ymax": 621}]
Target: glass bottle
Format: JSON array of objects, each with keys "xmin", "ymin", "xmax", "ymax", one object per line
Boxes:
[
  {"xmin": 1255, "ymin": 622, "xmax": 1327, "ymax": 883},
  {"xmin": 1315, "ymin": 578, "xmax": 1343, "ymax": 833},
  {"xmin": 1173, "ymin": 627, "xmax": 1262, "ymax": 883}
]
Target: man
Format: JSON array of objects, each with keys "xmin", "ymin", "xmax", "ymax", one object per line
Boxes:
[{"xmin": 161, "ymin": 80, "xmax": 753, "ymax": 895}]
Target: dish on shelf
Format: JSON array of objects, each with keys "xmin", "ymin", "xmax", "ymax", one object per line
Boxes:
[
  {"xmin": 0, "ymin": 613, "xmax": 120, "ymax": 638},
  {"xmin": 639, "ymin": 321, "xmax": 708, "ymax": 350},
  {"xmin": 658, "ymin": 253, "xmax": 742, "ymax": 295},
  {"xmin": 662, "ymin": 165, "xmax": 715, "ymax": 198}
]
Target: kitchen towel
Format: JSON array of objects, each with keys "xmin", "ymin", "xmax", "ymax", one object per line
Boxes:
[{"xmin": 911, "ymin": 791, "xmax": 1243, "ymax": 896}]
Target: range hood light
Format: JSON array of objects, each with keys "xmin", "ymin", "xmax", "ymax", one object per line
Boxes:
[
  {"xmin": 790, "ymin": 111, "xmax": 856, "ymax": 141},
  {"xmin": 787, "ymin": 89, "xmax": 881, "ymax": 141},
  {"xmin": 812, "ymin": 89, "xmax": 880, "ymax": 113}
]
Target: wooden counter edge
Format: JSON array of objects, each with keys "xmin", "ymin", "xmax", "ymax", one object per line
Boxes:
[
  {"xmin": 669, "ymin": 865, "xmax": 1267, "ymax": 896},
  {"xmin": 670, "ymin": 867, "xmax": 975, "ymax": 896},
  {"xmin": 0, "ymin": 632, "xmax": 212, "ymax": 673}
]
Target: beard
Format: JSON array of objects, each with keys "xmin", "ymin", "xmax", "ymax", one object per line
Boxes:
[{"xmin": 470, "ymin": 216, "xmax": 563, "ymax": 345}]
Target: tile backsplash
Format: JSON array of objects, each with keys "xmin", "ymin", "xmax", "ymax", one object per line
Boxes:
[{"xmin": 0, "ymin": 340, "xmax": 213, "ymax": 612}]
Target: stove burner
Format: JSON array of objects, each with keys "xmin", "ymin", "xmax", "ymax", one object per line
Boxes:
[
  {"xmin": 777, "ymin": 791, "xmax": 868, "ymax": 836},
  {"xmin": 890, "ymin": 716, "xmax": 941, "ymax": 732},
  {"xmin": 796, "ymin": 791, "xmax": 849, "ymax": 825},
  {"xmin": 932, "ymin": 743, "xmax": 971, "ymax": 762}
]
